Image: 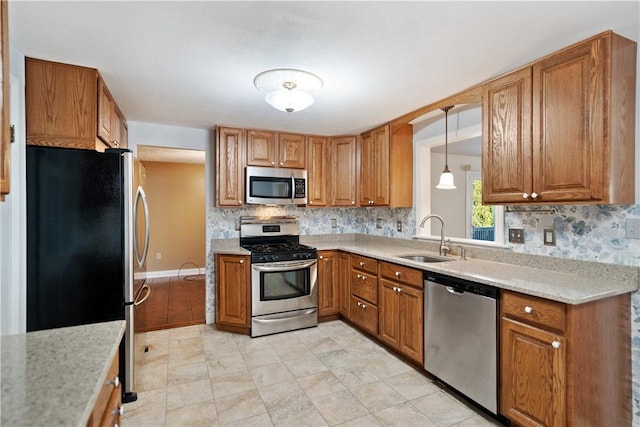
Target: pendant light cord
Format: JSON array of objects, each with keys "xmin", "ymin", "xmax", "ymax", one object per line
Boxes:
[{"xmin": 442, "ymin": 106, "xmax": 454, "ymax": 171}]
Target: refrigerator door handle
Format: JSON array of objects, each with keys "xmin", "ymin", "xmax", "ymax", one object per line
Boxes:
[
  {"xmin": 133, "ymin": 283, "xmax": 151, "ymax": 306},
  {"xmin": 134, "ymin": 186, "xmax": 150, "ymax": 269}
]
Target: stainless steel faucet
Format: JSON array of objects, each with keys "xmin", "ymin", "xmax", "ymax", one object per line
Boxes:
[{"xmin": 419, "ymin": 214, "xmax": 450, "ymax": 256}]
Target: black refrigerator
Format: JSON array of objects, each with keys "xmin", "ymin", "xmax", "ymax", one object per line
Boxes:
[{"xmin": 26, "ymin": 145, "xmax": 147, "ymax": 403}]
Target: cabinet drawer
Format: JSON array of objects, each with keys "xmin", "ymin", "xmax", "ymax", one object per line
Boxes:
[
  {"xmin": 351, "ymin": 254, "xmax": 378, "ymax": 275},
  {"xmin": 351, "ymin": 269, "xmax": 377, "ymax": 305},
  {"xmin": 88, "ymin": 351, "xmax": 120, "ymax": 427},
  {"xmin": 379, "ymin": 261, "xmax": 422, "ymax": 289},
  {"xmin": 502, "ymin": 290, "xmax": 566, "ymax": 332},
  {"xmin": 350, "ymin": 295, "xmax": 378, "ymax": 335}
]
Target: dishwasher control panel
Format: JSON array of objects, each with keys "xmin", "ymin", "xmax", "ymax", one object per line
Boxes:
[{"xmin": 424, "ymin": 272, "xmax": 498, "ymax": 299}]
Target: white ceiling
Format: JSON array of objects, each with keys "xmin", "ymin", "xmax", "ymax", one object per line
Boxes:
[{"xmin": 9, "ymin": 1, "xmax": 640, "ymax": 136}]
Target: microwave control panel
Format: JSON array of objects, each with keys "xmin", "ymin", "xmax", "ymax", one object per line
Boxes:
[{"xmin": 294, "ymin": 178, "xmax": 306, "ymax": 198}]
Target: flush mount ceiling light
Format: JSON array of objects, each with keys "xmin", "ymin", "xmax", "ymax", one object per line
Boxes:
[
  {"xmin": 436, "ymin": 105, "xmax": 456, "ymax": 190},
  {"xmin": 254, "ymin": 68, "xmax": 323, "ymax": 113}
]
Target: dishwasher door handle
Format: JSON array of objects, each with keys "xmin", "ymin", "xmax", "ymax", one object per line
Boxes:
[{"xmin": 446, "ymin": 286, "xmax": 464, "ymax": 295}]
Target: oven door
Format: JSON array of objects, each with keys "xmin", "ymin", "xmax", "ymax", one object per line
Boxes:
[{"xmin": 251, "ymin": 259, "xmax": 318, "ymax": 316}]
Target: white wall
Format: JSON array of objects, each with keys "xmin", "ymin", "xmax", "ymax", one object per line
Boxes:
[{"xmin": 0, "ymin": 45, "xmax": 26, "ymax": 335}]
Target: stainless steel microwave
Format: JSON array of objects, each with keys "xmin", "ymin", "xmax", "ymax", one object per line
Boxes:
[{"xmin": 245, "ymin": 166, "xmax": 307, "ymax": 205}]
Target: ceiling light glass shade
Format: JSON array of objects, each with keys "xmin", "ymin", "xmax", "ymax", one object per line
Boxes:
[
  {"xmin": 254, "ymin": 68, "xmax": 323, "ymax": 113},
  {"xmin": 265, "ymin": 89, "xmax": 314, "ymax": 113},
  {"xmin": 436, "ymin": 169, "xmax": 456, "ymax": 189}
]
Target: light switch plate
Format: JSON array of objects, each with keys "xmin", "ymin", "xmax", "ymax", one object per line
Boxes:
[
  {"xmin": 626, "ymin": 218, "xmax": 640, "ymax": 239},
  {"xmin": 376, "ymin": 218, "xmax": 383, "ymax": 229},
  {"xmin": 397, "ymin": 221, "xmax": 402, "ymax": 232},
  {"xmin": 543, "ymin": 228, "xmax": 556, "ymax": 246},
  {"xmin": 508, "ymin": 228, "xmax": 525, "ymax": 243},
  {"xmin": 331, "ymin": 218, "xmax": 337, "ymax": 228}
]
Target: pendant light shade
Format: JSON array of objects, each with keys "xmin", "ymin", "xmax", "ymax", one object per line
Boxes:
[
  {"xmin": 436, "ymin": 106, "xmax": 456, "ymax": 190},
  {"xmin": 254, "ymin": 69, "xmax": 323, "ymax": 113}
]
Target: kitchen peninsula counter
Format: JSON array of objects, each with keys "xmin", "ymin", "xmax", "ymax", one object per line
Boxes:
[
  {"xmin": 1, "ymin": 320, "xmax": 126, "ymax": 426},
  {"xmin": 212, "ymin": 235, "xmax": 638, "ymax": 305}
]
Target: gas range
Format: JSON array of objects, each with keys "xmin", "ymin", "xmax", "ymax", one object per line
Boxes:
[{"xmin": 239, "ymin": 216, "xmax": 317, "ymax": 263}]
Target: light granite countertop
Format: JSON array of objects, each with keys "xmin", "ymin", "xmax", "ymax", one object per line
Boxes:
[
  {"xmin": 1, "ymin": 320, "xmax": 126, "ymax": 427},
  {"xmin": 213, "ymin": 236, "xmax": 638, "ymax": 304}
]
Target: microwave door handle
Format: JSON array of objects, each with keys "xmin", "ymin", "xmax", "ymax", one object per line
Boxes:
[{"xmin": 291, "ymin": 174, "xmax": 295, "ymax": 203}]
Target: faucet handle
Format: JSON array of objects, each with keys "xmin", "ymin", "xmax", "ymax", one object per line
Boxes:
[
  {"xmin": 457, "ymin": 244, "xmax": 467, "ymax": 260},
  {"xmin": 441, "ymin": 239, "xmax": 452, "ymax": 256}
]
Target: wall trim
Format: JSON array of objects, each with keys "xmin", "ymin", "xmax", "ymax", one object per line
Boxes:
[{"xmin": 146, "ymin": 268, "xmax": 203, "ymax": 279}]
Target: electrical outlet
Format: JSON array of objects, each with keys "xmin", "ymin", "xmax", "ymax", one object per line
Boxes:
[
  {"xmin": 397, "ymin": 221, "xmax": 402, "ymax": 232},
  {"xmin": 331, "ymin": 218, "xmax": 337, "ymax": 228},
  {"xmin": 376, "ymin": 218, "xmax": 382, "ymax": 229},
  {"xmin": 626, "ymin": 218, "xmax": 640, "ymax": 239},
  {"xmin": 156, "ymin": 252, "xmax": 162, "ymax": 260},
  {"xmin": 543, "ymin": 228, "xmax": 556, "ymax": 246},
  {"xmin": 508, "ymin": 228, "xmax": 525, "ymax": 243}
]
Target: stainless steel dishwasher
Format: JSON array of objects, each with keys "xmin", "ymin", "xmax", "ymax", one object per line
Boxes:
[{"xmin": 424, "ymin": 271, "xmax": 498, "ymax": 414}]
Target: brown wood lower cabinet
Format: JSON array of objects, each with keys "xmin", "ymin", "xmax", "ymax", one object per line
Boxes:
[
  {"xmin": 350, "ymin": 294, "xmax": 378, "ymax": 335},
  {"xmin": 215, "ymin": 254, "xmax": 251, "ymax": 334},
  {"xmin": 337, "ymin": 251, "xmax": 351, "ymax": 318},
  {"xmin": 378, "ymin": 262, "xmax": 424, "ymax": 364},
  {"xmin": 87, "ymin": 351, "xmax": 121, "ymax": 427},
  {"xmin": 500, "ymin": 290, "xmax": 631, "ymax": 427},
  {"xmin": 317, "ymin": 250, "xmax": 339, "ymax": 317}
]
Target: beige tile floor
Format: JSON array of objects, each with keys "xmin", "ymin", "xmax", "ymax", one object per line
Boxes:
[{"xmin": 122, "ymin": 320, "xmax": 503, "ymax": 426}]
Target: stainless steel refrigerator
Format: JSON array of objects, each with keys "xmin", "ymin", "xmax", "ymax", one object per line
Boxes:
[{"xmin": 26, "ymin": 145, "xmax": 150, "ymax": 403}]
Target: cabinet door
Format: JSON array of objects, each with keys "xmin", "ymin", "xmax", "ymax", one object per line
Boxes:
[
  {"xmin": 359, "ymin": 132, "xmax": 374, "ymax": 206},
  {"xmin": 329, "ymin": 136, "xmax": 357, "ymax": 206},
  {"xmin": 318, "ymin": 251, "xmax": 339, "ymax": 316},
  {"xmin": 216, "ymin": 255, "xmax": 250, "ymax": 327},
  {"xmin": 247, "ymin": 129, "xmax": 277, "ymax": 167},
  {"xmin": 338, "ymin": 252, "xmax": 351, "ymax": 318},
  {"xmin": 307, "ymin": 136, "xmax": 328, "ymax": 206},
  {"xmin": 26, "ymin": 58, "xmax": 98, "ymax": 148},
  {"xmin": 378, "ymin": 279, "xmax": 400, "ymax": 349},
  {"xmin": 97, "ymin": 77, "xmax": 115, "ymax": 146},
  {"xmin": 372, "ymin": 125, "xmax": 390, "ymax": 205},
  {"xmin": 532, "ymin": 37, "xmax": 605, "ymax": 203},
  {"xmin": 279, "ymin": 133, "xmax": 306, "ymax": 169},
  {"xmin": 501, "ymin": 318, "xmax": 566, "ymax": 427},
  {"xmin": 0, "ymin": 0, "xmax": 8, "ymax": 200},
  {"xmin": 398, "ymin": 285, "xmax": 423, "ymax": 364},
  {"xmin": 216, "ymin": 127, "xmax": 245, "ymax": 207},
  {"xmin": 482, "ymin": 67, "xmax": 533, "ymax": 204},
  {"xmin": 350, "ymin": 295, "xmax": 378, "ymax": 335}
]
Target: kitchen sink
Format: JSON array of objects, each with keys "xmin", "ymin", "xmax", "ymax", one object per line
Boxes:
[{"xmin": 397, "ymin": 254, "xmax": 453, "ymax": 263}]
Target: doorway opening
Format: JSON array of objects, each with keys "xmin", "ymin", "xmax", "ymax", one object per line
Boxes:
[{"xmin": 134, "ymin": 145, "xmax": 206, "ymax": 332}]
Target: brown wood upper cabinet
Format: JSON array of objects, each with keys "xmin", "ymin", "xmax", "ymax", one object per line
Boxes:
[
  {"xmin": 307, "ymin": 135, "xmax": 328, "ymax": 206},
  {"xmin": 329, "ymin": 136, "xmax": 357, "ymax": 206},
  {"xmin": 216, "ymin": 126, "xmax": 246, "ymax": 207},
  {"xmin": 26, "ymin": 58, "xmax": 127, "ymax": 152},
  {"xmin": 247, "ymin": 129, "xmax": 306, "ymax": 169},
  {"xmin": 97, "ymin": 76, "xmax": 127, "ymax": 148},
  {"xmin": 483, "ymin": 31, "xmax": 636, "ymax": 205},
  {"xmin": 0, "ymin": 0, "xmax": 9, "ymax": 201},
  {"xmin": 359, "ymin": 123, "xmax": 413, "ymax": 207}
]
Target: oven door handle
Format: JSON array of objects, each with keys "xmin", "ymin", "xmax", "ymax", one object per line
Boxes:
[
  {"xmin": 251, "ymin": 260, "xmax": 317, "ymax": 272},
  {"xmin": 253, "ymin": 308, "xmax": 317, "ymax": 323}
]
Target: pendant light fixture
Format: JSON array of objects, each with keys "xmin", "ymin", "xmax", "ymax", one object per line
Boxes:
[
  {"xmin": 436, "ymin": 105, "xmax": 456, "ymax": 189},
  {"xmin": 254, "ymin": 68, "xmax": 323, "ymax": 113}
]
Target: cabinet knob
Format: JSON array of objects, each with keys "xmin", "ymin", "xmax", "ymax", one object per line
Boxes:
[
  {"xmin": 359, "ymin": 261, "xmax": 365, "ymax": 266},
  {"xmin": 522, "ymin": 193, "xmax": 529, "ymax": 199},
  {"xmin": 361, "ymin": 303, "xmax": 366, "ymax": 310},
  {"xmin": 113, "ymin": 140, "xmax": 119, "ymax": 147},
  {"xmin": 351, "ymin": 201, "xmax": 355, "ymax": 205},
  {"xmin": 397, "ymin": 287, "xmax": 403, "ymax": 293},
  {"xmin": 111, "ymin": 406, "xmax": 124, "ymax": 417},
  {"xmin": 357, "ymin": 273, "xmax": 362, "ymax": 279},
  {"xmin": 238, "ymin": 200, "xmax": 243, "ymax": 204},
  {"xmin": 395, "ymin": 271, "xmax": 401, "ymax": 277},
  {"xmin": 393, "ymin": 286, "xmax": 398, "ymax": 292},
  {"xmin": 309, "ymin": 201, "xmax": 313, "ymax": 205},
  {"xmin": 531, "ymin": 192, "xmax": 538, "ymax": 199},
  {"xmin": 319, "ymin": 255, "xmax": 324, "ymax": 260},
  {"xmin": 239, "ymin": 259, "xmax": 244, "ymax": 264},
  {"xmin": 524, "ymin": 305, "xmax": 533, "ymax": 314},
  {"xmin": 279, "ymin": 162, "xmax": 284, "ymax": 166},
  {"xmin": 106, "ymin": 375, "xmax": 120, "ymax": 388},
  {"xmin": 271, "ymin": 161, "xmax": 275, "ymax": 165},
  {"xmin": 552, "ymin": 340, "xmax": 561, "ymax": 349}
]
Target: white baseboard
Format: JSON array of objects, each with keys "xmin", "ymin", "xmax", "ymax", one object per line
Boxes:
[{"xmin": 146, "ymin": 268, "xmax": 203, "ymax": 279}]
